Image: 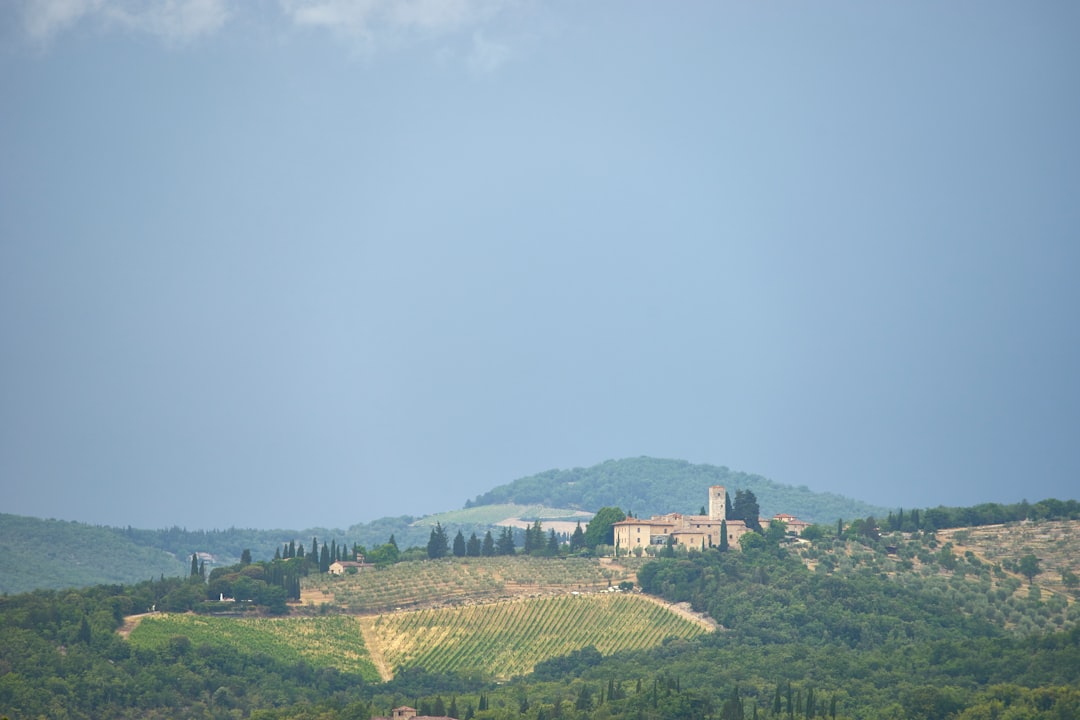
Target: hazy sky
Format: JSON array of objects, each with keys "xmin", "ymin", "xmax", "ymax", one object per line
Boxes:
[{"xmin": 2, "ymin": 1, "xmax": 1078, "ymax": 531}]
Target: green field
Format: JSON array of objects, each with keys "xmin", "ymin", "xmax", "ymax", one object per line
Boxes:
[{"xmin": 127, "ymin": 614, "xmax": 381, "ymax": 681}]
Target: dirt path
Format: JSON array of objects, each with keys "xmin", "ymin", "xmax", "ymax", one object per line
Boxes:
[
  {"xmin": 356, "ymin": 616, "xmax": 393, "ymax": 682},
  {"xmin": 117, "ymin": 612, "xmax": 156, "ymax": 639},
  {"xmin": 633, "ymin": 593, "xmax": 718, "ymax": 632}
]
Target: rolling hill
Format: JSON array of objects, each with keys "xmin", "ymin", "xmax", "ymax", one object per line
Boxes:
[
  {"xmin": 467, "ymin": 456, "xmax": 888, "ymax": 522},
  {"xmin": 0, "ymin": 456, "xmax": 898, "ymax": 593}
]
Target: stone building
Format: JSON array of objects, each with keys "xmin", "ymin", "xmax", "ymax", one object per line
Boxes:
[{"xmin": 612, "ymin": 485, "xmax": 751, "ymax": 554}]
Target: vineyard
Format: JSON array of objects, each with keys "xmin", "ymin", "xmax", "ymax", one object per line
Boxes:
[
  {"xmin": 124, "ymin": 590, "xmax": 706, "ymax": 683},
  {"xmin": 127, "ymin": 614, "xmax": 381, "ymax": 681},
  {"xmin": 361, "ymin": 592, "xmax": 709, "ymax": 681},
  {"xmin": 304, "ymin": 556, "xmax": 649, "ymax": 613}
]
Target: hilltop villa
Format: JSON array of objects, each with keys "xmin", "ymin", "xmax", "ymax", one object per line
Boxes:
[{"xmin": 613, "ymin": 486, "xmax": 753, "ymax": 554}]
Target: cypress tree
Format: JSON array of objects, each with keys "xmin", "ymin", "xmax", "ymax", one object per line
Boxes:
[
  {"xmin": 428, "ymin": 523, "xmax": 449, "ymax": 559},
  {"xmin": 190, "ymin": 553, "xmax": 199, "ymax": 577},
  {"xmin": 288, "ymin": 540, "xmax": 296, "ymax": 559},
  {"xmin": 547, "ymin": 529, "xmax": 559, "ymax": 555},
  {"xmin": 570, "ymin": 522, "xmax": 586, "ymax": 552},
  {"xmin": 720, "ymin": 520, "xmax": 729, "ymax": 551},
  {"xmin": 453, "ymin": 530, "xmax": 466, "ymax": 557},
  {"xmin": 274, "ymin": 547, "xmax": 282, "ymax": 561},
  {"xmin": 330, "ymin": 540, "xmax": 337, "ymax": 564},
  {"xmin": 481, "ymin": 531, "xmax": 495, "ymax": 557},
  {"xmin": 466, "ymin": 532, "xmax": 481, "ymax": 557},
  {"xmin": 241, "ymin": 548, "xmax": 252, "ymax": 565},
  {"xmin": 319, "ymin": 543, "xmax": 330, "ymax": 573}
]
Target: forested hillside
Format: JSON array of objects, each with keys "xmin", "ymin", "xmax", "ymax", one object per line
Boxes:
[
  {"xmin": 0, "ymin": 514, "xmax": 186, "ymax": 594},
  {"xmin": 468, "ymin": 457, "xmax": 887, "ymax": 522}
]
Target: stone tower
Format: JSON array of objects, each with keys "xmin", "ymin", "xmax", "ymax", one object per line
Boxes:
[{"xmin": 708, "ymin": 485, "xmax": 726, "ymax": 520}]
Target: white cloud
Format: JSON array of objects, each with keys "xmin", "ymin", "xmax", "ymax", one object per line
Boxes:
[
  {"xmin": 20, "ymin": 0, "xmax": 230, "ymax": 44},
  {"xmin": 18, "ymin": 0, "xmax": 519, "ymax": 66},
  {"xmin": 468, "ymin": 29, "xmax": 509, "ymax": 74},
  {"xmin": 280, "ymin": 0, "xmax": 516, "ymax": 56},
  {"xmin": 106, "ymin": 0, "xmax": 231, "ymax": 42},
  {"xmin": 22, "ymin": 0, "xmax": 104, "ymax": 42}
]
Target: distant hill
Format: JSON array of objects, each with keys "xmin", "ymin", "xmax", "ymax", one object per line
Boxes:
[
  {"xmin": 0, "ymin": 514, "xmax": 187, "ymax": 594},
  {"xmin": 468, "ymin": 456, "xmax": 887, "ymax": 523},
  {"xmin": 2, "ymin": 457, "xmax": 888, "ymax": 593}
]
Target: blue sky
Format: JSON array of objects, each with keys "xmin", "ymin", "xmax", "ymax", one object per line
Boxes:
[{"xmin": 2, "ymin": 1, "xmax": 1078, "ymax": 530}]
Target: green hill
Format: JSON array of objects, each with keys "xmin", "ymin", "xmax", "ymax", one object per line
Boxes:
[
  {"xmin": 0, "ymin": 514, "xmax": 187, "ymax": 594},
  {"xmin": 468, "ymin": 456, "xmax": 887, "ymax": 523}
]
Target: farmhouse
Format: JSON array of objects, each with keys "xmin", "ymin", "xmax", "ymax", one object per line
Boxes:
[
  {"xmin": 613, "ymin": 486, "xmax": 751, "ymax": 554},
  {"xmin": 328, "ymin": 557, "xmax": 375, "ymax": 575},
  {"xmin": 772, "ymin": 513, "xmax": 812, "ymax": 536}
]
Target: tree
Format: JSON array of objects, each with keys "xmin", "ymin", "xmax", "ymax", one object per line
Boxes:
[
  {"xmin": 240, "ymin": 549, "xmax": 252, "ymax": 565},
  {"xmin": 466, "ymin": 532, "xmax": 481, "ymax": 557},
  {"xmin": 720, "ymin": 520, "xmax": 729, "ymax": 552},
  {"xmin": 319, "ymin": 543, "xmax": 331, "ymax": 573},
  {"xmin": 496, "ymin": 526, "xmax": 516, "ymax": 555},
  {"xmin": 481, "ymin": 531, "xmax": 495, "ymax": 557},
  {"xmin": 766, "ymin": 519, "xmax": 787, "ymax": 544},
  {"xmin": 452, "ymin": 530, "xmax": 466, "ymax": 558},
  {"xmin": 546, "ymin": 529, "xmax": 559, "ymax": 556},
  {"xmin": 428, "ymin": 523, "xmax": 449, "ymax": 559},
  {"xmin": 585, "ymin": 507, "xmax": 626, "ymax": 550},
  {"xmin": 732, "ymin": 490, "xmax": 762, "ymax": 531},
  {"xmin": 1019, "ymin": 553, "xmax": 1041, "ymax": 584},
  {"xmin": 720, "ymin": 686, "xmax": 743, "ymax": 720},
  {"xmin": 190, "ymin": 553, "xmax": 199, "ymax": 578},
  {"xmin": 570, "ymin": 522, "xmax": 586, "ymax": 552}
]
